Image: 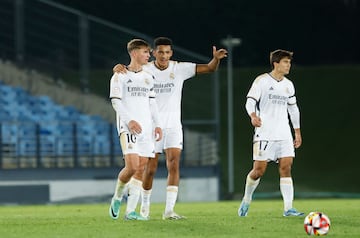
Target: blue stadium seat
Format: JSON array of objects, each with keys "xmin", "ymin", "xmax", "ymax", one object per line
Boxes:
[
  {"xmin": 39, "ymin": 137, "xmax": 56, "ymax": 157},
  {"xmin": 93, "ymin": 135, "xmax": 111, "ymax": 155},
  {"xmin": 56, "ymin": 138, "xmax": 75, "ymax": 156},
  {"xmin": 0, "ymin": 83, "xmax": 120, "ymax": 162},
  {"xmin": 0, "ymin": 85, "xmax": 17, "ymax": 100},
  {"xmin": 76, "ymin": 136, "xmax": 92, "ymax": 156},
  {"xmin": 0, "ymin": 111, "xmax": 12, "ymax": 121},
  {"xmin": 38, "ymin": 95, "xmax": 56, "ymax": 108},
  {"xmin": 0, "ymin": 123, "xmax": 18, "ymax": 144},
  {"xmin": 18, "ymin": 139, "xmax": 37, "ymax": 157}
]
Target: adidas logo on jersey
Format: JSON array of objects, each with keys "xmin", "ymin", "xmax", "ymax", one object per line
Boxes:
[
  {"xmin": 127, "ymin": 79, "xmax": 132, "ymax": 83},
  {"xmin": 269, "ymin": 87, "xmax": 274, "ymax": 90}
]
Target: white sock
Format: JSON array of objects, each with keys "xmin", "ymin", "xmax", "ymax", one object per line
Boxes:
[
  {"xmin": 165, "ymin": 185, "xmax": 178, "ymax": 214},
  {"xmin": 280, "ymin": 177, "xmax": 294, "ymax": 211},
  {"xmin": 140, "ymin": 189, "xmax": 152, "ymax": 217},
  {"xmin": 114, "ymin": 179, "xmax": 126, "ymax": 199},
  {"xmin": 142, "ymin": 189, "xmax": 152, "ymax": 207},
  {"xmin": 243, "ymin": 173, "xmax": 260, "ymax": 203},
  {"xmin": 126, "ymin": 178, "xmax": 142, "ymax": 214}
]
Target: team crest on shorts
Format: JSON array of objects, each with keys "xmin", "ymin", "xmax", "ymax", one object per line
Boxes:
[
  {"xmin": 128, "ymin": 144, "xmax": 133, "ymax": 149},
  {"xmin": 113, "ymin": 74, "xmax": 119, "ymax": 82}
]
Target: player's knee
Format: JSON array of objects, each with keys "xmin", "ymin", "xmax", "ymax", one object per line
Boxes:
[
  {"xmin": 167, "ymin": 156, "xmax": 178, "ymax": 167},
  {"xmin": 167, "ymin": 162, "xmax": 179, "ymax": 174},
  {"xmin": 252, "ymin": 168, "xmax": 265, "ymax": 178},
  {"xmin": 124, "ymin": 167, "xmax": 136, "ymax": 176},
  {"xmin": 279, "ymin": 165, "xmax": 292, "ymax": 177}
]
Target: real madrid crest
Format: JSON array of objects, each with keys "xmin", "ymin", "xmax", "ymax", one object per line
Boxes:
[
  {"xmin": 145, "ymin": 78, "xmax": 150, "ymax": 84},
  {"xmin": 114, "ymin": 74, "xmax": 119, "ymax": 82},
  {"xmin": 128, "ymin": 144, "xmax": 133, "ymax": 149},
  {"xmin": 170, "ymin": 73, "xmax": 175, "ymax": 79}
]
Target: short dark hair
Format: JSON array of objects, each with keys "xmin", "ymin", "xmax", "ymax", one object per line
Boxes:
[
  {"xmin": 127, "ymin": 39, "xmax": 151, "ymax": 53},
  {"xmin": 270, "ymin": 49, "xmax": 293, "ymax": 69},
  {"xmin": 153, "ymin": 37, "xmax": 173, "ymax": 48}
]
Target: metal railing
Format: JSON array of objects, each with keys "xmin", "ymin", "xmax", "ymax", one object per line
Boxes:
[{"xmin": 0, "ymin": 121, "xmax": 122, "ymax": 169}]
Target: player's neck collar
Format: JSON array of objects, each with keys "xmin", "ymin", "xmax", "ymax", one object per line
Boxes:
[
  {"xmin": 126, "ymin": 66, "xmax": 142, "ymax": 73},
  {"xmin": 268, "ymin": 72, "xmax": 284, "ymax": 82},
  {"xmin": 154, "ymin": 61, "xmax": 169, "ymax": 71}
]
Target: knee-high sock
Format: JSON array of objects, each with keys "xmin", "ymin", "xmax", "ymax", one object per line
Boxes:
[
  {"xmin": 141, "ymin": 189, "xmax": 152, "ymax": 207},
  {"xmin": 243, "ymin": 173, "xmax": 260, "ymax": 203},
  {"xmin": 140, "ymin": 189, "xmax": 152, "ymax": 217},
  {"xmin": 114, "ymin": 179, "xmax": 126, "ymax": 199},
  {"xmin": 280, "ymin": 177, "xmax": 294, "ymax": 211},
  {"xmin": 126, "ymin": 178, "xmax": 142, "ymax": 214},
  {"xmin": 165, "ymin": 185, "xmax": 178, "ymax": 214}
]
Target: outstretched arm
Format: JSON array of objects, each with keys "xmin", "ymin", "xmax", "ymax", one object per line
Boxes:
[{"xmin": 196, "ymin": 46, "xmax": 228, "ymax": 74}]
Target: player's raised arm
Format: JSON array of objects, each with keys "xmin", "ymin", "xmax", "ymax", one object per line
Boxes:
[{"xmin": 196, "ymin": 46, "xmax": 228, "ymax": 74}]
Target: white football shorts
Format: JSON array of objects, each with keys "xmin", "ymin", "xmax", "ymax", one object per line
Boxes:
[
  {"xmin": 155, "ymin": 127, "xmax": 183, "ymax": 153},
  {"xmin": 252, "ymin": 139, "xmax": 295, "ymax": 163},
  {"xmin": 119, "ymin": 131, "xmax": 155, "ymax": 158}
]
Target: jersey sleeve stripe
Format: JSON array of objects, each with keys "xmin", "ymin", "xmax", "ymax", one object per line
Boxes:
[{"xmin": 247, "ymin": 96, "xmax": 258, "ymax": 102}]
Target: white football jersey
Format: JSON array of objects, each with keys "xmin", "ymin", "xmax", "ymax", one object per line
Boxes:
[
  {"xmin": 144, "ymin": 61, "xmax": 196, "ymax": 129},
  {"xmin": 247, "ymin": 73, "xmax": 297, "ymax": 141},
  {"xmin": 109, "ymin": 71, "xmax": 155, "ymax": 136}
]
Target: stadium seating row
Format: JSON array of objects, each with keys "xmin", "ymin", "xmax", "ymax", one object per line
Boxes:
[{"xmin": 0, "ymin": 81, "xmax": 121, "ymax": 160}]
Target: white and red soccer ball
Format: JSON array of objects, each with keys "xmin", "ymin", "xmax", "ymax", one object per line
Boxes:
[{"xmin": 304, "ymin": 212, "xmax": 331, "ymax": 236}]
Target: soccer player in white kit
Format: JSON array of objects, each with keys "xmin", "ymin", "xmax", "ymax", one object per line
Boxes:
[
  {"xmin": 142, "ymin": 37, "xmax": 227, "ymax": 220},
  {"xmin": 238, "ymin": 49, "xmax": 304, "ymax": 217},
  {"xmin": 109, "ymin": 39, "xmax": 162, "ymax": 221},
  {"xmin": 113, "ymin": 37, "xmax": 227, "ymax": 219}
]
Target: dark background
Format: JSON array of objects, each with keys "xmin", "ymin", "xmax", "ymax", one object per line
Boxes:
[
  {"xmin": 53, "ymin": 0, "xmax": 360, "ymax": 66},
  {"xmin": 1, "ymin": 0, "xmax": 358, "ymax": 198},
  {"xmin": 49, "ymin": 0, "xmax": 360, "ymax": 195}
]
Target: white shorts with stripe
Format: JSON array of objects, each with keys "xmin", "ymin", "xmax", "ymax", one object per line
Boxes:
[
  {"xmin": 119, "ymin": 131, "xmax": 155, "ymax": 158},
  {"xmin": 253, "ymin": 139, "xmax": 295, "ymax": 163},
  {"xmin": 155, "ymin": 127, "xmax": 183, "ymax": 153}
]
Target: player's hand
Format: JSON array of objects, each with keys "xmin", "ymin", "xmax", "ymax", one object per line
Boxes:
[
  {"xmin": 128, "ymin": 120, "xmax": 142, "ymax": 135},
  {"xmin": 212, "ymin": 46, "xmax": 228, "ymax": 60},
  {"xmin": 154, "ymin": 127, "xmax": 162, "ymax": 141},
  {"xmin": 294, "ymin": 130, "xmax": 302, "ymax": 148},
  {"xmin": 113, "ymin": 64, "xmax": 127, "ymax": 74},
  {"xmin": 250, "ymin": 115, "xmax": 262, "ymax": 127}
]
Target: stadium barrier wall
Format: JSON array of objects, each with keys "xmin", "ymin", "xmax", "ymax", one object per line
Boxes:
[{"xmin": 0, "ymin": 167, "xmax": 219, "ymax": 204}]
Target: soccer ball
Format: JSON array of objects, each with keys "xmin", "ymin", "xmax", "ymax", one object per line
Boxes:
[{"xmin": 304, "ymin": 212, "xmax": 331, "ymax": 236}]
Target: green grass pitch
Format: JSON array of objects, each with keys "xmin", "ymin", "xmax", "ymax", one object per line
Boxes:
[{"xmin": 0, "ymin": 199, "xmax": 359, "ymax": 237}]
